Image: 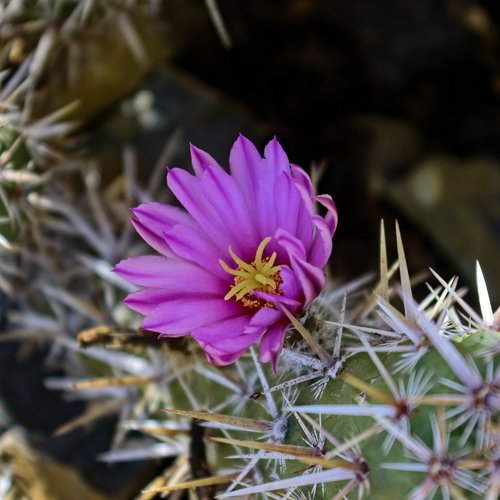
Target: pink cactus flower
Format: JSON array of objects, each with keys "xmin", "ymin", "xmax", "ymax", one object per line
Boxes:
[{"xmin": 115, "ymin": 135, "xmax": 337, "ymax": 369}]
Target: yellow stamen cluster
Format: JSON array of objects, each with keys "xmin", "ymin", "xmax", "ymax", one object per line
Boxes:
[{"xmin": 220, "ymin": 237, "xmax": 282, "ymax": 310}]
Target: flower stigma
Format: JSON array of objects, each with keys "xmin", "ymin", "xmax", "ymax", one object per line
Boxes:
[{"xmin": 220, "ymin": 237, "xmax": 282, "ymax": 310}]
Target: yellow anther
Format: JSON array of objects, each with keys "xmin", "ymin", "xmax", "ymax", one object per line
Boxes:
[
  {"xmin": 219, "ymin": 259, "xmax": 248, "ymax": 278},
  {"xmin": 255, "ymin": 274, "xmax": 267, "ymax": 284},
  {"xmin": 229, "ymin": 246, "xmax": 254, "ymax": 273},
  {"xmin": 254, "ymin": 237, "xmax": 271, "ymax": 267},
  {"xmin": 220, "ymin": 237, "xmax": 282, "ymax": 310},
  {"xmin": 261, "ymin": 252, "xmax": 278, "ymax": 272}
]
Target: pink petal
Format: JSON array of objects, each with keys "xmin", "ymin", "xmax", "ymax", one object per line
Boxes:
[
  {"xmin": 229, "ymin": 134, "xmax": 262, "ymax": 203},
  {"xmin": 167, "ymin": 168, "xmax": 236, "ymax": 254},
  {"xmin": 308, "ymin": 216, "xmax": 333, "ymax": 268},
  {"xmin": 200, "ymin": 165, "xmax": 259, "ymax": 260},
  {"xmin": 263, "ymin": 137, "xmax": 291, "ymax": 175},
  {"xmin": 190, "ymin": 144, "xmax": 223, "ymax": 177},
  {"xmin": 293, "ymin": 178, "xmax": 315, "ymax": 216},
  {"xmin": 144, "ymin": 297, "xmax": 243, "ymax": 335},
  {"xmin": 114, "ymin": 256, "xmax": 227, "ymax": 293},
  {"xmin": 244, "ymin": 307, "xmax": 283, "ymax": 336},
  {"xmin": 192, "ymin": 316, "xmax": 258, "ymax": 363},
  {"xmin": 252, "ymin": 291, "xmax": 301, "ymax": 311},
  {"xmin": 132, "ymin": 202, "xmax": 196, "ymax": 235},
  {"xmin": 192, "ymin": 315, "xmax": 252, "ymax": 343},
  {"xmin": 250, "ymin": 264, "xmax": 303, "ymax": 312},
  {"xmin": 273, "ymin": 175, "xmax": 315, "ymax": 251},
  {"xmin": 130, "ymin": 218, "xmax": 176, "ymax": 258},
  {"xmin": 229, "ymin": 135, "xmax": 276, "ymax": 239},
  {"xmin": 291, "ymin": 164, "xmax": 314, "ymax": 197},
  {"xmin": 273, "ymin": 173, "xmax": 302, "ymax": 238},
  {"xmin": 315, "ymin": 194, "xmax": 338, "ymax": 235},
  {"xmin": 279, "ymin": 265, "xmax": 303, "ymax": 303},
  {"xmin": 290, "ymin": 254, "xmax": 326, "ymax": 305},
  {"xmin": 259, "ymin": 322, "xmax": 288, "ymax": 372},
  {"xmin": 202, "ymin": 344, "xmax": 249, "ymax": 365},
  {"xmin": 275, "ymin": 227, "xmax": 307, "ymax": 262},
  {"xmin": 163, "ymin": 224, "xmax": 227, "ymax": 279},
  {"xmin": 131, "ymin": 202, "xmax": 200, "ymax": 259},
  {"xmin": 294, "ymin": 200, "xmax": 315, "ymax": 251},
  {"xmin": 124, "ymin": 289, "xmax": 178, "ymax": 314}
]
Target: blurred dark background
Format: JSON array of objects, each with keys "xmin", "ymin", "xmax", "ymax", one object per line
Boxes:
[
  {"xmin": 27, "ymin": 0, "xmax": 499, "ymax": 301},
  {"xmin": 142, "ymin": 0, "xmax": 500, "ymax": 302}
]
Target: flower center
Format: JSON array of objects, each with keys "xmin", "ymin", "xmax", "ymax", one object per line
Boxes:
[{"xmin": 219, "ymin": 237, "xmax": 282, "ymax": 310}]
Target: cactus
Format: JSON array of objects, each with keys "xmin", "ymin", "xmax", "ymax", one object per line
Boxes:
[
  {"xmin": 1, "ymin": 120, "xmax": 498, "ymax": 498},
  {"xmin": 104, "ymin": 139, "xmax": 498, "ymax": 498},
  {"xmin": 98, "ymin": 222, "xmax": 497, "ymax": 499},
  {"xmin": 36, "ymin": 191, "xmax": 498, "ymax": 500},
  {"xmin": 0, "ymin": 0, "xmax": 171, "ymax": 302},
  {"xmin": 0, "ymin": 3, "xmax": 498, "ymax": 498}
]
